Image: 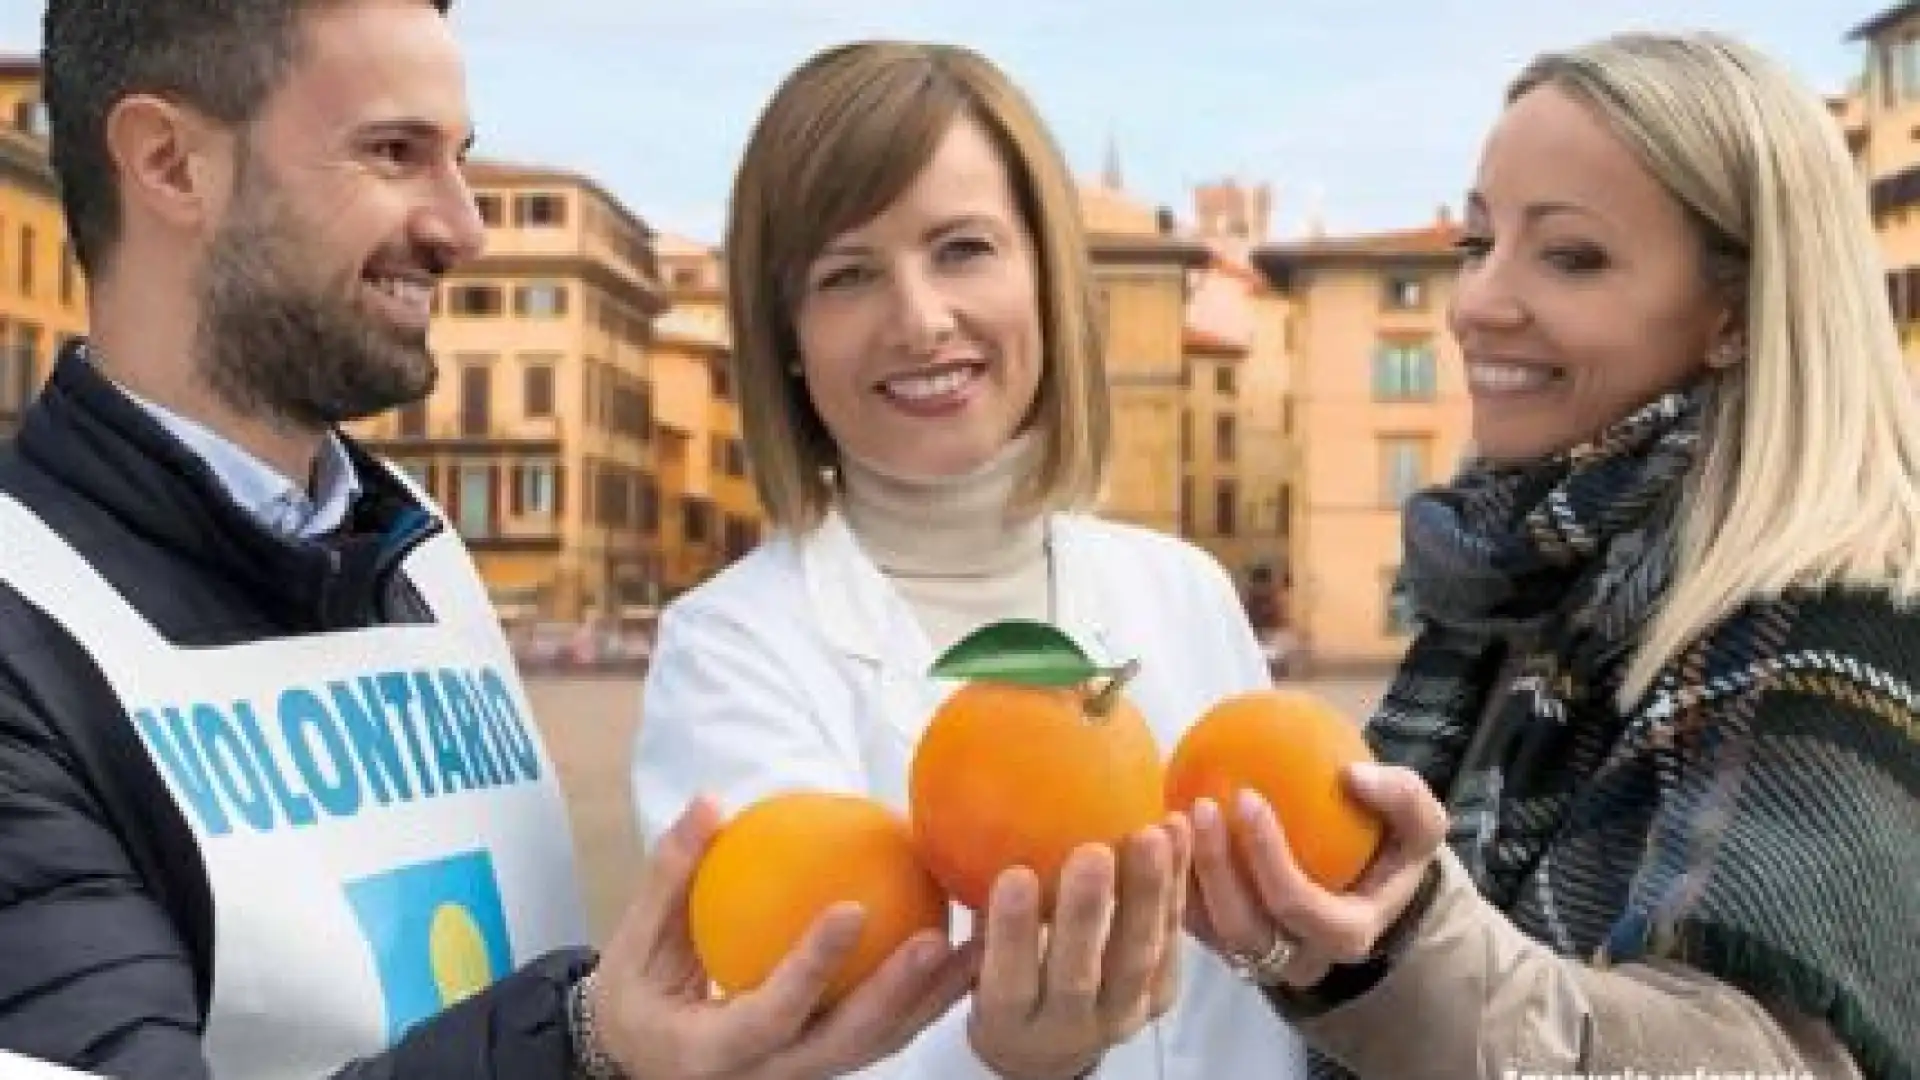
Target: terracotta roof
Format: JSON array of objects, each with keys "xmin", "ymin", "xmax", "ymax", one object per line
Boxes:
[
  {"xmin": 0, "ymin": 53, "xmax": 39, "ymax": 79},
  {"xmin": 1272, "ymin": 220, "xmax": 1465, "ymax": 258},
  {"xmin": 654, "ymin": 329, "xmax": 729, "ymax": 356},
  {"xmin": 1183, "ymin": 325, "xmax": 1247, "ymax": 358},
  {"xmin": 1250, "ymin": 219, "xmax": 1465, "ymax": 287},
  {"xmin": 1088, "ymin": 230, "xmax": 1211, "ymax": 269},
  {"xmin": 1849, "ymin": 1, "xmax": 1920, "ymax": 40}
]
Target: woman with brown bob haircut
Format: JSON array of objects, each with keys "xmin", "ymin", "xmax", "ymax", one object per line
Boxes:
[{"xmin": 632, "ymin": 40, "xmax": 1311, "ymax": 1080}]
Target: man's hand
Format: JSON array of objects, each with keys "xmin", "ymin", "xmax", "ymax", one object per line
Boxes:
[{"xmin": 592, "ymin": 797, "xmax": 976, "ymax": 1080}]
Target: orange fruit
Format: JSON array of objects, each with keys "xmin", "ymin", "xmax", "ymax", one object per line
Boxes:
[
  {"xmin": 1165, "ymin": 688, "xmax": 1385, "ymax": 892},
  {"xmin": 909, "ymin": 671, "xmax": 1166, "ymax": 916},
  {"xmin": 688, "ymin": 791, "xmax": 949, "ymax": 1006}
]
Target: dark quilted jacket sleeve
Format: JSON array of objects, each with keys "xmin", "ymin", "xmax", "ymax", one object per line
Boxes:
[
  {"xmin": 330, "ymin": 947, "xmax": 597, "ymax": 1080},
  {"xmin": 0, "ymin": 641, "xmax": 599, "ymax": 1079},
  {"xmin": 0, "ymin": 668, "xmax": 210, "ymax": 1077}
]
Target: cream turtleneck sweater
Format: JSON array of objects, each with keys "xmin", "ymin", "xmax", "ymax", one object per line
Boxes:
[{"xmin": 837, "ymin": 434, "xmax": 1053, "ymax": 655}]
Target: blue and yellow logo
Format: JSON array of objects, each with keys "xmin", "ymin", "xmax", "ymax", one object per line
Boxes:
[{"xmin": 346, "ymin": 849, "xmax": 515, "ymax": 1043}]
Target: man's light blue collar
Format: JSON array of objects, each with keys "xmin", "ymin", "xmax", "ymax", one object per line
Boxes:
[{"xmin": 120, "ymin": 388, "xmax": 362, "ymax": 542}]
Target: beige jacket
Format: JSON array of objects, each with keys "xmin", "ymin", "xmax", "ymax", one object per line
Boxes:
[{"xmin": 1282, "ymin": 847, "xmax": 1863, "ymax": 1079}]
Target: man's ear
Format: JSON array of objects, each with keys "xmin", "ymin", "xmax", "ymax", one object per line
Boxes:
[{"xmin": 103, "ymin": 94, "xmax": 238, "ymax": 237}]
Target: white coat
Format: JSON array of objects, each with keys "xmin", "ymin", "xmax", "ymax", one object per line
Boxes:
[{"xmin": 631, "ymin": 509, "xmax": 1310, "ymax": 1079}]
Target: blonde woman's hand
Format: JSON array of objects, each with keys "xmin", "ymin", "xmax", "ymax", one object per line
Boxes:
[{"xmin": 1185, "ymin": 764, "xmax": 1447, "ymax": 990}]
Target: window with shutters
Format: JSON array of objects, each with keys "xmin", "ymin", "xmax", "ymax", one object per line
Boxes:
[
  {"xmin": 1372, "ymin": 339, "xmax": 1437, "ymax": 400},
  {"xmin": 455, "ymin": 464, "xmax": 494, "ymax": 538},
  {"xmin": 1379, "ymin": 435, "xmax": 1431, "ymax": 505},
  {"xmin": 514, "ymin": 462, "xmax": 557, "ymax": 517},
  {"xmin": 723, "ymin": 516, "xmax": 758, "ymax": 560},
  {"xmin": 523, "ymin": 361, "xmax": 555, "ymax": 419},
  {"xmin": 1215, "ymin": 414, "xmax": 1236, "ymax": 463},
  {"xmin": 59, "ymin": 242, "xmax": 76, "ymax": 307},
  {"xmin": 638, "ymin": 478, "xmax": 660, "ymax": 534},
  {"xmin": 682, "ymin": 498, "xmax": 712, "ymax": 544},
  {"xmin": 459, "ymin": 362, "xmax": 493, "ymax": 435},
  {"xmin": 513, "ymin": 193, "xmax": 568, "ymax": 227},
  {"xmin": 396, "ymin": 401, "xmax": 427, "ymax": 437},
  {"xmin": 7, "ymin": 323, "xmax": 41, "ymax": 409},
  {"xmin": 18, "ymin": 225, "xmax": 34, "ymax": 296},
  {"xmin": 595, "ymin": 464, "xmax": 630, "ymax": 528},
  {"xmin": 1215, "ymin": 479, "xmax": 1237, "ymax": 536},
  {"xmin": 447, "ymin": 284, "xmax": 503, "ymax": 316},
  {"xmin": 513, "ymin": 283, "xmax": 569, "ymax": 318},
  {"xmin": 1382, "ymin": 274, "xmax": 1427, "ymax": 311}
]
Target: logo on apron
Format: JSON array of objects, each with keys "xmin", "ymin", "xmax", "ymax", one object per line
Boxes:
[{"xmin": 346, "ymin": 849, "xmax": 515, "ymax": 1041}]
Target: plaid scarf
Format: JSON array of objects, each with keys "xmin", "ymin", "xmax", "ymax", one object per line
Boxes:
[{"xmin": 1315, "ymin": 386, "xmax": 1919, "ymax": 1079}]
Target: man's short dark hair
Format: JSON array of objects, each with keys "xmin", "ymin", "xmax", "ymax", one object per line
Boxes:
[{"xmin": 41, "ymin": 0, "xmax": 454, "ymax": 276}]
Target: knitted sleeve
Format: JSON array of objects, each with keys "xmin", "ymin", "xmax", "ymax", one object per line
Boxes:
[{"xmin": 1599, "ymin": 593, "xmax": 1920, "ymax": 1079}]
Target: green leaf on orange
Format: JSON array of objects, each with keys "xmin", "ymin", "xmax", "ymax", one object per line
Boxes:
[{"xmin": 929, "ymin": 618, "xmax": 1102, "ymax": 686}]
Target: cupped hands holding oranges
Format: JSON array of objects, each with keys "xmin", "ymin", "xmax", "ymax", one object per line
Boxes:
[{"xmin": 682, "ymin": 618, "xmax": 1448, "ymax": 1075}]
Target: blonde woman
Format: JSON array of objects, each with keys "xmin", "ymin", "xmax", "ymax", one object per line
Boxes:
[
  {"xmin": 632, "ymin": 40, "xmax": 1310, "ymax": 1080},
  {"xmin": 1184, "ymin": 31, "xmax": 1920, "ymax": 1080}
]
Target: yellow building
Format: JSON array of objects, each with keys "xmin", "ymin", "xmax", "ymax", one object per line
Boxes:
[
  {"xmin": 347, "ymin": 160, "xmax": 669, "ymax": 624},
  {"xmin": 0, "ymin": 55, "xmax": 86, "ymax": 439},
  {"xmin": 649, "ymin": 234, "xmax": 763, "ymax": 595},
  {"xmin": 1179, "ymin": 181, "xmax": 1294, "ymax": 603},
  {"xmin": 1090, "ymin": 230, "xmax": 1210, "ymax": 535},
  {"xmin": 1253, "ymin": 213, "xmax": 1470, "ymax": 671},
  {"xmin": 1079, "ymin": 166, "xmax": 1210, "ymax": 534},
  {"xmin": 1843, "ymin": 4, "xmax": 1920, "ymax": 360}
]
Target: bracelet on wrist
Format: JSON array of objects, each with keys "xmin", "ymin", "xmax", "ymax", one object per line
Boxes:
[
  {"xmin": 1264, "ymin": 859, "xmax": 1446, "ymax": 1018},
  {"xmin": 567, "ymin": 969, "xmax": 626, "ymax": 1080}
]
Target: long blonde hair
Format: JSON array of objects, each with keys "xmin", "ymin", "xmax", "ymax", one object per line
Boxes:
[
  {"xmin": 724, "ymin": 40, "xmax": 1108, "ymax": 533},
  {"xmin": 1510, "ymin": 32, "xmax": 1920, "ymax": 703}
]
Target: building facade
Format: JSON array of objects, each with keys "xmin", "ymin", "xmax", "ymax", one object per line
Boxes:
[
  {"xmin": 1842, "ymin": 5, "xmax": 1920, "ymax": 363},
  {"xmin": 1180, "ymin": 181, "xmax": 1294, "ymax": 611},
  {"xmin": 1078, "ymin": 170, "xmax": 1211, "ymax": 535},
  {"xmin": 0, "ymin": 55, "xmax": 86, "ymax": 439},
  {"xmin": 1091, "ymin": 229, "xmax": 1210, "ymax": 535},
  {"xmin": 347, "ymin": 161, "xmax": 670, "ymax": 623},
  {"xmin": 1254, "ymin": 213, "xmax": 1470, "ymax": 671},
  {"xmin": 650, "ymin": 234, "xmax": 762, "ymax": 595}
]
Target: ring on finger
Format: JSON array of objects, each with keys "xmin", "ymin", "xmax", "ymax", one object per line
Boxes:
[{"xmin": 1227, "ymin": 927, "xmax": 1297, "ymax": 987}]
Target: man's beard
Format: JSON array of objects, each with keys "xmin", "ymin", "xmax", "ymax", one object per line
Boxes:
[{"xmin": 195, "ymin": 181, "xmax": 440, "ymax": 430}]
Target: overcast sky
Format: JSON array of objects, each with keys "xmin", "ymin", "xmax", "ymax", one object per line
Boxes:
[{"xmin": 0, "ymin": 2, "xmax": 1889, "ymax": 242}]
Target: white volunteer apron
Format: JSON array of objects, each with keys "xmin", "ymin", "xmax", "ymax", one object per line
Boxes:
[{"xmin": 0, "ymin": 491, "xmax": 588, "ymax": 1078}]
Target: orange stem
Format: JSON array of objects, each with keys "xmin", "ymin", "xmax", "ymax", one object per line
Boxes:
[{"xmin": 1086, "ymin": 658, "xmax": 1142, "ymax": 720}]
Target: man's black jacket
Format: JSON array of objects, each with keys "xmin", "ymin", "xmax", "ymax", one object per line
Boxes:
[{"xmin": 0, "ymin": 346, "xmax": 597, "ymax": 1078}]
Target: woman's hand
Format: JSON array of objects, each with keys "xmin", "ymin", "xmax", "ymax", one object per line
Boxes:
[
  {"xmin": 967, "ymin": 813, "xmax": 1193, "ymax": 1080},
  {"xmin": 1186, "ymin": 764, "xmax": 1448, "ymax": 989},
  {"xmin": 593, "ymin": 797, "xmax": 977, "ymax": 1080}
]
